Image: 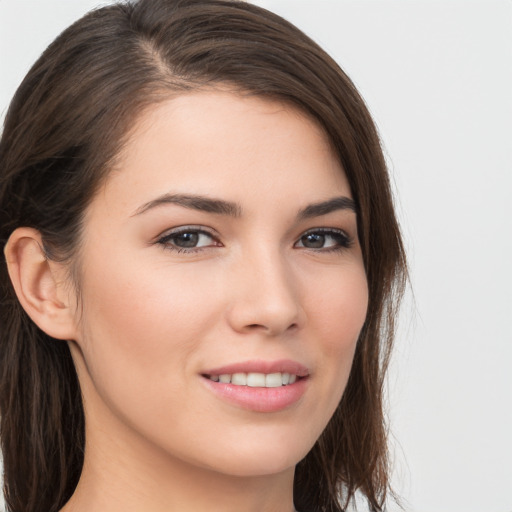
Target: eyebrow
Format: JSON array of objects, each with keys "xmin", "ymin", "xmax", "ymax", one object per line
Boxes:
[
  {"xmin": 133, "ymin": 193, "xmax": 356, "ymax": 219},
  {"xmin": 297, "ymin": 196, "xmax": 357, "ymax": 219},
  {"xmin": 133, "ymin": 193, "xmax": 242, "ymax": 217}
]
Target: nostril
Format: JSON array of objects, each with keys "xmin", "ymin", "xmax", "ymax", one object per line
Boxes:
[{"xmin": 245, "ymin": 322, "xmax": 298, "ymax": 334}]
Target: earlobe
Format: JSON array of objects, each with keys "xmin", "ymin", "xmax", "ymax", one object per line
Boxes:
[{"xmin": 4, "ymin": 227, "xmax": 78, "ymax": 341}]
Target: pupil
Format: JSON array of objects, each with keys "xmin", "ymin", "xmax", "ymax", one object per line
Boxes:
[
  {"xmin": 175, "ymin": 232, "xmax": 199, "ymax": 247},
  {"xmin": 303, "ymin": 233, "xmax": 325, "ymax": 248}
]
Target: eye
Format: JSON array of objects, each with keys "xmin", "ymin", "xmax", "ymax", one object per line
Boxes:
[
  {"xmin": 295, "ymin": 228, "xmax": 353, "ymax": 251},
  {"xmin": 157, "ymin": 227, "xmax": 219, "ymax": 253}
]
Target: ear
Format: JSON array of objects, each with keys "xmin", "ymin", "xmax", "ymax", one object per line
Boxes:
[{"xmin": 4, "ymin": 227, "xmax": 78, "ymax": 340}]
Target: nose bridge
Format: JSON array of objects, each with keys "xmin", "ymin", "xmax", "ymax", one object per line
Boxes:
[{"xmin": 227, "ymin": 243, "xmax": 303, "ymax": 335}]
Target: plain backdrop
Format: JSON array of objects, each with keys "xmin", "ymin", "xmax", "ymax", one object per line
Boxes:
[{"xmin": 1, "ymin": 1, "xmax": 511, "ymax": 511}]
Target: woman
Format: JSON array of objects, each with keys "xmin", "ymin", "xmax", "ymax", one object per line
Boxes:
[{"xmin": 0, "ymin": 1, "xmax": 406, "ymax": 511}]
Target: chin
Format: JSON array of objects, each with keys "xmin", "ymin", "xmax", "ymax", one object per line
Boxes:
[
  {"xmin": 207, "ymin": 454, "xmax": 299, "ymax": 478},
  {"xmin": 195, "ymin": 430, "xmax": 317, "ymax": 478}
]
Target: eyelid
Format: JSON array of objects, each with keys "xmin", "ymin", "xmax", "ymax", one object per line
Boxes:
[
  {"xmin": 294, "ymin": 227, "xmax": 354, "ymax": 250},
  {"xmin": 155, "ymin": 225, "xmax": 221, "ymax": 251},
  {"xmin": 153, "ymin": 225, "xmax": 353, "ymax": 254},
  {"xmin": 156, "ymin": 224, "xmax": 218, "ymax": 240}
]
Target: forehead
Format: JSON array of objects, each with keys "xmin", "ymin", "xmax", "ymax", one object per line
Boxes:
[{"xmin": 93, "ymin": 90, "xmax": 350, "ymax": 219}]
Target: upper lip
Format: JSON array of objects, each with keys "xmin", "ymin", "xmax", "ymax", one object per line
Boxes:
[{"xmin": 203, "ymin": 359, "xmax": 309, "ymax": 377}]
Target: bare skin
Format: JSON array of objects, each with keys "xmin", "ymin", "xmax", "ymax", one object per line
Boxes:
[{"xmin": 7, "ymin": 90, "xmax": 367, "ymax": 512}]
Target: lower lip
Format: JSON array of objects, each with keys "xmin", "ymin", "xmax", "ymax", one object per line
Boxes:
[{"xmin": 201, "ymin": 377, "xmax": 308, "ymax": 413}]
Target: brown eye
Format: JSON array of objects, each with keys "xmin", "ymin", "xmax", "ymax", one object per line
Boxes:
[
  {"xmin": 295, "ymin": 229, "xmax": 352, "ymax": 251},
  {"xmin": 300, "ymin": 233, "xmax": 326, "ymax": 248},
  {"xmin": 157, "ymin": 228, "xmax": 218, "ymax": 252},
  {"xmin": 173, "ymin": 232, "xmax": 200, "ymax": 248}
]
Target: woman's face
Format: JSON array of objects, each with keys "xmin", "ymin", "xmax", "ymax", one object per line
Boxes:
[{"xmin": 68, "ymin": 90, "xmax": 368, "ymax": 478}]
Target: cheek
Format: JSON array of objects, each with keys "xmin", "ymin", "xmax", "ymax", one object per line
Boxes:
[
  {"xmin": 74, "ymin": 253, "xmax": 219, "ymax": 395},
  {"xmin": 308, "ymin": 265, "xmax": 368, "ymax": 352},
  {"xmin": 305, "ymin": 264, "xmax": 368, "ymax": 405},
  {"xmin": 72, "ymin": 256, "xmax": 225, "ymax": 443},
  {"xmin": 80, "ymin": 254, "xmax": 208, "ymax": 336}
]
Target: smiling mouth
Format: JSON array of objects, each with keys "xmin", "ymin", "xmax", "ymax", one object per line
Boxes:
[{"xmin": 203, "ymin": 372, "xmax": 301, "ymax": 388}]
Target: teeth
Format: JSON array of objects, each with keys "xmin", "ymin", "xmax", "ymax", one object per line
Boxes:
[
  {"xmin": 265, "ymin": 373, "xmax": 282, "ymax": 388},
  {"xmin": 247, "ymin": 372, "xmax": 265, "ymax": 387},
  {"xmin": 231, "ymin": 373, "xmax": 247, "ymax": 385},
  {"xmin": 208, "ymin": 372, "xmax": 300, "ymax": 387}
]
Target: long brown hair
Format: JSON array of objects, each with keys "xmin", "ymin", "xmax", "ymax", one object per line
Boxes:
[{"xmin": 0, "ymin": 1, "xmax": 406, "ymax": 511}]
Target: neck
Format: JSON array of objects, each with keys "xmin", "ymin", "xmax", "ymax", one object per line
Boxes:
[{"xmin": 60, "ymin": 401, "xmax": 297, "ymax": 512}]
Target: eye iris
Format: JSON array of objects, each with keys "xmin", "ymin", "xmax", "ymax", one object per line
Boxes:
[
  {"xmin": 302, "ymin": 233, "xmax": 325, "ymax": 248},
  {"xmin": 174, "ymin": 232, "xmax": 199, "ymax": 247}
]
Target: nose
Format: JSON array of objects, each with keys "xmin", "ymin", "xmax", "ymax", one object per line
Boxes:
[{"xmin": 225, "ymin": 249, "xmax": 305, "ymax": 337}]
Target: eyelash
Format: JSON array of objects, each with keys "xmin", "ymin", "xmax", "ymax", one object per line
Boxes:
[
  {"xmin": 156, "ymin": 226, "xmax": 353, "ymax": 254},
  {"xmin": 156, "ymin": 226, "xmax": 220, "ymax": 254},
  {"xmin": 295, "ymin": 228, "xmax": 353, "ymax": 252}
]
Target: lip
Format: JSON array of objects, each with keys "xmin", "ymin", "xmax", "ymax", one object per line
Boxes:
[
  {"xmin": 200, "ymin": 359, "xmax": 309, "ymax": 413},
  {"xmin": 203, "ymin": 359, "xmax": 309, "ymax": 377}
]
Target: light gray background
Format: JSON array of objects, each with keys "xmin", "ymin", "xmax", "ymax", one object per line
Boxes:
[{"xmin": 1, "ymin": 1, "xmax": 511, "ymax": 511}]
